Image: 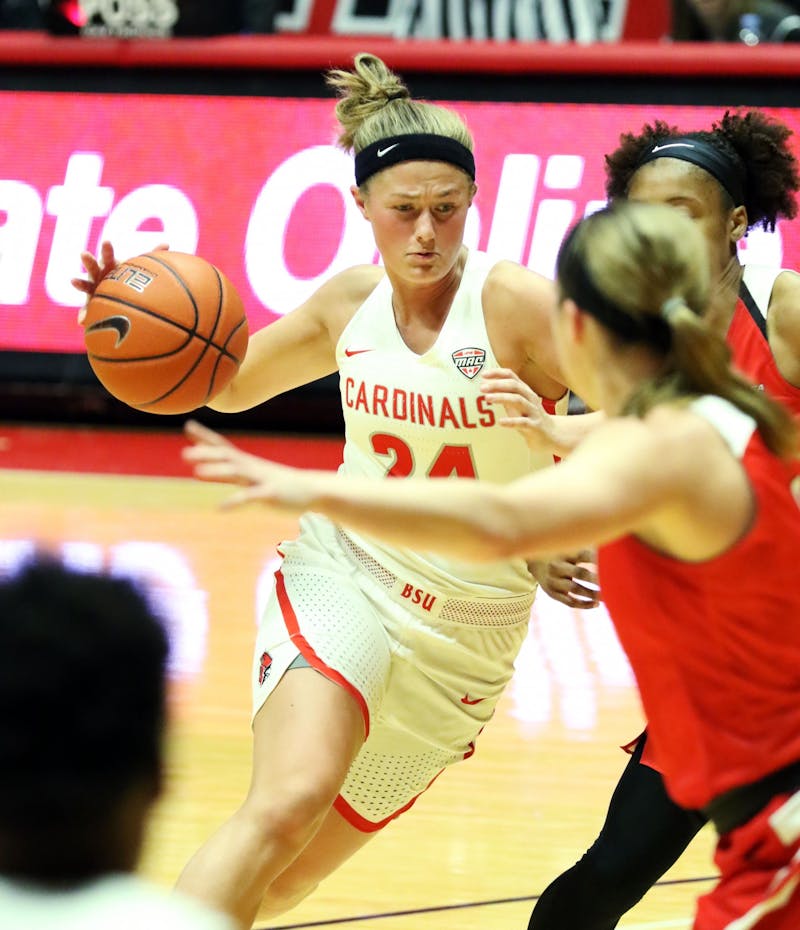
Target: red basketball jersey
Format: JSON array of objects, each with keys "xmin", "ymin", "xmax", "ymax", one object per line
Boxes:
[
  {"xmin": 629, "ymin": 266, "xmax": 800, "ymax": 773},
  {"xmin": 599, "ymin": 400, "xmax": 800, "ymax": 810}
]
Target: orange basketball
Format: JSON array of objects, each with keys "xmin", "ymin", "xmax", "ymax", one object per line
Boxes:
[{"xmin": 83, "ymin": 251, "xmax": 248, "ymax": 415}]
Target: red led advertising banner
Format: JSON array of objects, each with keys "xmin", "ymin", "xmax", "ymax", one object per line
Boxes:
[{"xmin": 2, "ymin": 93, "xmax": 799, "ymax": 353}]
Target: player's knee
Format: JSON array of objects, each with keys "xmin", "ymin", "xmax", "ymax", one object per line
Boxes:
[
  {"xmin": 244, "ymin": 780, "xmax": 338, "ymax": 854},
  {"xmin": 571, "ymin": 846, "xmax": 652, "ymax": 912},
  {"xmin": 576, "ymin": 844, "xmax": 631, "ymax": 888}
]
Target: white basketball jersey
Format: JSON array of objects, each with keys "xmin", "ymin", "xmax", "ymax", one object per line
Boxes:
[
  {"xmin": 330, "ymin": 249, "xmax": 557, "ymax": 598},
  {"xmin": 742, "ymin": 264, "xmax": 782, "ymax": 321}
]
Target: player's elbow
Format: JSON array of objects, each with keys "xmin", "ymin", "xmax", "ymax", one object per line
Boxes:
[
  {"xmin": 205, "ymin": 381, "xmax": 261, "ymax": 413},
  {"xmin": 485, "ymin": 528, "xmax": 532, "ymax": 562},
  {"xmin": 205, "ymin": 393, "xmax": 246, "ymax": 413}
]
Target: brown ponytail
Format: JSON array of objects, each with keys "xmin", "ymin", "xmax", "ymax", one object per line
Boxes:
[{"xmin": 627, "ymin": 298, "xmax": 797, "ymax": 458}]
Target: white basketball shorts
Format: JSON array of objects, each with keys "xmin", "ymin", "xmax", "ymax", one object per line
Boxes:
[{"xmin": 252, "ymin": 514, "xmax": 534, "ymax": 831}]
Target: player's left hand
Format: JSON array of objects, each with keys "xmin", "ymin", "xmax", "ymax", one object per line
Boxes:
[{"xmin": 529, "ymin": 550, "xmax": 600, "ymax": 609}]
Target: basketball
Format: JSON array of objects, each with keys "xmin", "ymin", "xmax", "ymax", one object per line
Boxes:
[{"xmin": 82, "ymin": 251, "xmax": 248, "ymax": 415}]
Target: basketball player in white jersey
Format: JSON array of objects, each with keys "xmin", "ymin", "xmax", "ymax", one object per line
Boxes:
[{"xmin": 72, "ymin": 52, "xmax": 596, "ymax": 929}]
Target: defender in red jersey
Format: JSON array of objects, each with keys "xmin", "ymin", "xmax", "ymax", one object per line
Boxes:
[
  {"xmin": 519, "ymin": 110, "xmax": 800, "ymax": 930},
  {"xmin": 183, "ymin": 200, "xmax": 800, "ymax": 930}
]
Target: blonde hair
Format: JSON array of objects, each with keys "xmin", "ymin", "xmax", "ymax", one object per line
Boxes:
[
  {"xmin": 559, "ymin": 201, "xmax": 797, "ymax": 458},
  {"xmin": 325, "ymin": 53, "xmax": 473, "ymax": 160}
]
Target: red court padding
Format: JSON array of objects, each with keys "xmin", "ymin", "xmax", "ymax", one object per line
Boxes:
[
  {"xmin": 0, "ymin": 425, "xmax": 344, "ymax": 477},
  {"xmin": 0, "ymin": 32, "xmax": 798, "ymax": 77}
]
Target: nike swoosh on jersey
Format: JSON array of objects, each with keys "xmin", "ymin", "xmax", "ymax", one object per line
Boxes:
[
  {"xmin": 344, "ymin": 348, "xmax": 374, "ymax": 357},
  {"xmin": 377, "ymin": 143, "xmax": 400, "ymax": 157},
  {"xmin": 460, "ymin": 694, "xmax": 485, "ymax": 705}
]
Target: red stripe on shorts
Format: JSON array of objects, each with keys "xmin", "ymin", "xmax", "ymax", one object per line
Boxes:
[
  {"xmin": 274, "ymin": 568, "xmax": 371, "ymax": 738},
  {"xmin": 332, "ymin": 792, "xmax": 421, "ymax": 833},
  {"xmin": 333, "ymin": 767, "xmax": 450, "ymax": 833}
]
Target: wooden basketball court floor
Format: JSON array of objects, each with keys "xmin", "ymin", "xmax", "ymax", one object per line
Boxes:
[{"xmin": 0, "ymin": 422, "xmax": 717, "ymax": 929}]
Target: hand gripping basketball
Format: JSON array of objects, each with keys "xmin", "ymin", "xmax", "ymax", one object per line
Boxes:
[{"xmin": 81, "ymin": 250, "xmax": 249, "ymax": 415}]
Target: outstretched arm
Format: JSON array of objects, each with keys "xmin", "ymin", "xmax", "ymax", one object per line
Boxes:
[{"xmin": 183, "ymin": 419, "xmax": 673, "ymax": 562}]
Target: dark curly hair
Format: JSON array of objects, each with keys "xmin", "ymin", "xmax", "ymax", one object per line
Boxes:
[
  {"xmin": 605, "ymin": 110, "xmax": 799, "ymax": 232},
  {"xmin": 0, "ymin": 556, "xmax": 169, "ymax": 881}
]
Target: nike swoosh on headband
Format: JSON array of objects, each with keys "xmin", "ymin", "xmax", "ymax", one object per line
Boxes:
[
  {"xmin": 651, "ymin": 143, "xmax": 696, "ymax": 153},
  {"xmin": 377, "ymin": 143, "xmax": 400, "ymax": 157}
]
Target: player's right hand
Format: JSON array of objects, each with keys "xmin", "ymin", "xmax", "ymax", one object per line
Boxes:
[
  {"xmin": 71, "ymin": 241, "xmax": 118, "ymax": 325},
  {"xmin": 71, "ymin": 241, "xmax": 169, "ymax": 325}
]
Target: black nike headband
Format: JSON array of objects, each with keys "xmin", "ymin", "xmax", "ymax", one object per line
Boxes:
[
  {"xmin": 354, "ymin": 134, "xmax": 476, "ymax": 187},
  {"xmin": 636, "ymin": 137, "xmax": 745, "ymax": 205}
]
